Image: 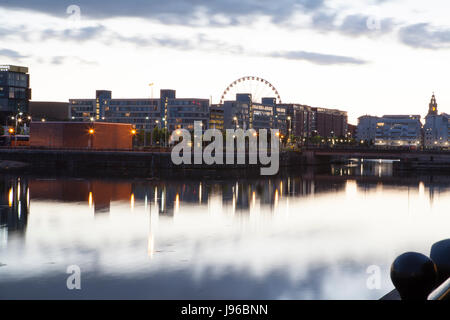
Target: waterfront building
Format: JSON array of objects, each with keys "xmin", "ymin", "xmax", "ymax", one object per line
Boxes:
[
  {"xmin": 424, "ymin": 94, "xmax": 449, "ymax": 148},
  {"xmin": 313, "ymin": 107, "xmax": 348, "ymax": 138},
  {"xmin": 356, "ymin": 115, "xmax": 382, "ymax": 143},
  {"xmin": 357, "ymin": 115, "xmax": 422, "ymax": 146},
  {"xmin": 374, "ymin": 115, "xmax": 422, "ymax": 147},
  {"xmin": 284, "ymin": 104, "xmax": 314, "ymax": 139},
  {"xmin": 70, "ymin": 89, "xmax": 210, "ymax": 132},
  {"xmin": 30, "ymin": 122, "xmax": 134, "ymax": 150},
  {"xmin": 29, "ymin": 101, "xmax": 69, "ymax": 121},
  {"xmin": 209, "ymin": 104, "xmax": 224, "ymax": 130},
  {"xmin": 0, "ymin": 65, "xmax": 31, "ymax": 122},
  {"xmin": 223, "ymin": 94, "xmax": 347, "ymax": 138}
]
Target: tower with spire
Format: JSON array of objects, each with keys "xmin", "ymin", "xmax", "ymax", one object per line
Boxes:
[{"xmin": 428, "ymin": 92, "xmax": 438, "ymax": 116}]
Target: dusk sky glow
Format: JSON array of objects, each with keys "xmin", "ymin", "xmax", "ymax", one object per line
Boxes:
[{"xmin": 1, "ymin": 0, "xmax": 450, "ymax": 123}]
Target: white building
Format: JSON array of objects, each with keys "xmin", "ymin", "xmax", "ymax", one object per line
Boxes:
[
  {"xmin": 374, "ymin": 115, "xmax": 422, "ymax": 147},
  {"xmin": 424, "ymin": 94, "xmax": 449, "ymax": 148},
  {"xmin": 356, "ymin": 115, "xmax": 380, "ymax": 143}
]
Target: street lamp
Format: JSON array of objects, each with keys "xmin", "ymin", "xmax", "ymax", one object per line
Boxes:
[
  {"xmin": 287, "ymin": 116, "xmax": 292, "ymax": 144},
  {"xmin": 131, "ymin": 128, "xmax": 137, "ymax": 149}
]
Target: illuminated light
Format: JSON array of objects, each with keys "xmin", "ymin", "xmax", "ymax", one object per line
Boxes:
[
  {"xmin": 175, "ymin": 193, "xmax": 180, "ymax": 213},
  {"xmin": 131, "ymin": 129, "xmax": 137, "ymax": 135},
  {"xmin": 88, "ymin": 128, "xmax": 95, "ymax": 135},
  {"xmin": 88, "ymin": 192, "xmax": 93, "ymax": 208},
  {"xmin": 274, "ymin": 189, "xmax": 279, "ymax": 208},
  {"xmin": 161, "ymin": 189, "xmax": 165, "ymax": 212},
  {"xmin": 253, "ymin": 132, "xmax": 257, "ymax": 137},
  {"xmin": 8, "ymin": 128, "xmax": 14, "ymax": 134},
  {"xmin": 252, "ymin": 191, "xmax": 256, "ymax": 208},
  {"xmin": 275, "ymin": 132, "xmax": 280, "ymax": 137},
  {"xmin": 8, "ymin": 188, "xmax": 13, "ymax": 207},
  {"xmin": 130, "ymin": 193, "xmax": 135, "ymax": 210},
  {"xmin": 199, "ymin": 183, "xmax": 202, "ymax": 203},
  {"xmin": 41, "ymin": 118, "xmax": 46, "ymax": 122}
]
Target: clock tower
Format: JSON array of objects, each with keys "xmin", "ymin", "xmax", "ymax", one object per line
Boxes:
[{"xmin": 428, "ymin": 93, "xmax": 438, "ymax": 115}]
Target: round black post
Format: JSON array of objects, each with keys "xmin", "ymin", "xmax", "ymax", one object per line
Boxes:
[
  {"xmin": 430, "ymin": 239, "xmax": 450, "ymax": 286},
  {"xmin": 390, "ymin": 252, "xmax": 437, "ymax": 300}
]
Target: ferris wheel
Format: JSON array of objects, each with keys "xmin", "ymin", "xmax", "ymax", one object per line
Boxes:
[{"xmin": 220, "ymin": 76, "xmax": 282, "ymax": 104}]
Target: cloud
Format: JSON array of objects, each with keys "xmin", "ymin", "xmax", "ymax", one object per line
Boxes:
[
  {"xmin": 311, "ymin": 13, "xmax": 395, "ymax": 36},
  {"xmin": 267, "ymin": 50, "xmax": 368, "ymax": 65},
  {"xmin": 0, "ymin": 48, "xmax": 28, "ymax": 59},
  {"xmin": 41, "ymin": 25, "xmax": 106, "ymax": 42},
  {"xmin": 49, "ymin": 56, "xmax": 98, "ymax": 66},
  {"xmin": 0, "ymin": 0, "xmax": 326, "ymax": 26},
  {"xmin": 398, "ymin": 23, "xmax": 450, "ymax": 49}
]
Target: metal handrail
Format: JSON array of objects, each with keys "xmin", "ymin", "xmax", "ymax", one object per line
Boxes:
[{"xmin": 428, "ymin": 278, "xmax": 450, "ymax": 300}]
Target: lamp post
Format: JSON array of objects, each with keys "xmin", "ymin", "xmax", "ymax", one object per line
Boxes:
[
  {"xmin": 287, "ymin": 116, "xmax": 292, "ymax": 144},
  {"xmin": 162, "ymin": 117, "xmax": 167, "ymax": 148},
  {"xmin": 131, "ymin": 128, "xmax": 137, "ymax": 149},
  {"xmin": 88, "ymin": 127, "xmax": 95, "ymax": 149},
  {"xmin": 144, "ymin": 116, "xmax": 150, "ymax": 147}
]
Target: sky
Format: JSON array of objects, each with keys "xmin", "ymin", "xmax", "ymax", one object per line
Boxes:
[{"xmin": 1, "ymin": 0, "xmax": 450, "ymax": 124}]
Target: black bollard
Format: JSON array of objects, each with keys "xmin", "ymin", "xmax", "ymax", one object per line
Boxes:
[
  {"xmin": 430, "ymin": 239, "xmax": 450, "ymax": 286},
  {"xmin": 390, "ymin": 252, "xmax": 438, "ymax": 300}
]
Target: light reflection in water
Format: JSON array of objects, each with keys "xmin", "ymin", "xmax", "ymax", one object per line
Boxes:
[{"xmin": 0, "ymin": 162, "xmax": 450, "ymax": 300}]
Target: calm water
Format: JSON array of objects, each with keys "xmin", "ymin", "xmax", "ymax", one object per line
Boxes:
[{"xmin": 1, "ymin": 161, "xmax": 450, "ymax": 300}]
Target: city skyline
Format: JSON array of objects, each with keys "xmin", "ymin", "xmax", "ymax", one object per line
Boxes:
[{"xmin": 2, "ymin": 1, "xmax": 450, "ymax": 124}]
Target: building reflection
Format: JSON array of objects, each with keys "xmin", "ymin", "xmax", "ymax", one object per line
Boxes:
[
  {"xmin": 1, "ymin": 161, "xmax": 450, "ymax": 242},
  {"xmin": 0, "ymin": 177, "xmax": 30, "ymax": 245}
]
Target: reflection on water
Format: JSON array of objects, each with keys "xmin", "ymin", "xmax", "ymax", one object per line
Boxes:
[{"xmin": 1, "ymin": 161, "xmax": 450, "ymax": 299}]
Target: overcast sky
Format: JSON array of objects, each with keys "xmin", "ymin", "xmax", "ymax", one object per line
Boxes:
[{"xmin": 1, "ymin": 0, "xmax": 450, "ymax": 123}]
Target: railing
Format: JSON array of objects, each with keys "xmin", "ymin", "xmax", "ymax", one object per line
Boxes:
[
  {"xmin": 428, "ymin": 278, "xmax": 450, "ymax": 300},
  {"xmin": 388, "ymin": 239, "xmax": 450, "ymax": 300}
]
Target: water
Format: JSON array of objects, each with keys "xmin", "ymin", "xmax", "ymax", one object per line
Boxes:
[{"xmin": 0, "ymin": 161, "xmax": 449, "ymax": 300}]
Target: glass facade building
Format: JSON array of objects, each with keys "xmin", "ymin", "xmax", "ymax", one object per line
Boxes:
[
  {"xmin": 0, "ymin": 65, "xmax": 31, "ymax": 122},
  {"xmin": 70, "ymin": 89, "xmax": 210, "ymax": 132}
]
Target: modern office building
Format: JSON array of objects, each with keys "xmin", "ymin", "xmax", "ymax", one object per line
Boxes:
[
  {"xmin": 70, "ymin": 90, "xmax": 210, "ymax": 132},
  {"xmin": 374, "ymin": 115, "xmax": 422, "ymax": 147},
  {"xmin": 356, "ymin": 115, "xmax": 380, "ymax": 143},
  {"xmin": 223, "ymin": 94, "xmax": 288, "ymax": 134},
  {"xmin": 357, "ymin": 115, "xmax": 422, "ymax": 146},
  {"xmin": 223, "ymin": 94, "xmax": 347, "ymax": 138},
  {"xmin": 0, "ymin": 65, "xmax": 31, "ymax": 122},
  {"xmin": 424, "ymin": 94, "xmax": 449, "ymax": 148},
  {"xmin": 209, "ymin": 104, "xmax": 224, "ymax": 130}
]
